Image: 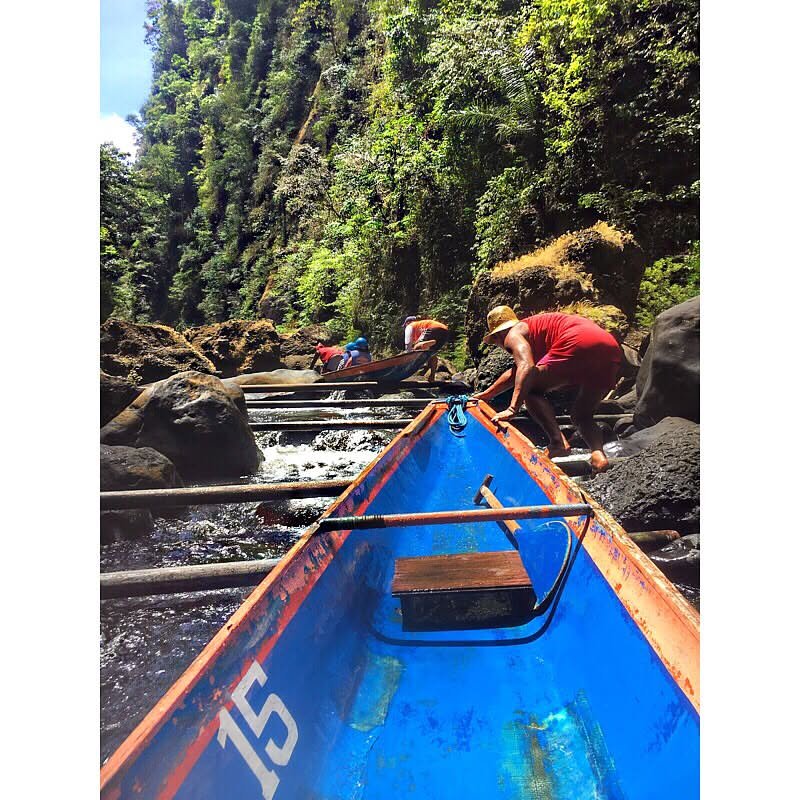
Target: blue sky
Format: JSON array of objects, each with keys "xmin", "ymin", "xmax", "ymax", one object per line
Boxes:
[{"xmin": 100, "ymin": 0, "xmax": 153, "ymax": 159}]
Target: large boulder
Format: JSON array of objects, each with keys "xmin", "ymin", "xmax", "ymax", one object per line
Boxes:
[
  {"xmin": 185, "ymin": 319, "xmax": 283, "ymax": 377},
  {"xmin": 475, "ymin": 349, "xmax": 515, "ymax": 393},
  {"xmin": 605, "ymin": 416, "xmax": 699, "ymax": 458},
  {"xmin": 278, "ymin": 324, "xmax": 337, "ymax": 370},
  {"xmin": 100, "ymin": 371, "xmax": 262, "ymax": 480},
  {"xmin": 100, "ymin": 444, "xmax": 183, "ymax": 491},
  {"xmin": 101, "ymin": 318, "xmax": 216, "ymax": 385},
  {"xmin": 100, "ymin": 445, "xmax": 182, "ymax": 544},
  {"xmin": 635, "ymin": 296, "xmax": 700, "ymax": 427},
  {"xmin": 101, "ymin": 371, "xmax": 141, "ymax": 426},
  {"xmin": 585, "ymin": 420, "xmax": 699, "ymax": 534},
  {"xmin": 465, "ymin": 222, "xmax": 645, "ymax": 362}
]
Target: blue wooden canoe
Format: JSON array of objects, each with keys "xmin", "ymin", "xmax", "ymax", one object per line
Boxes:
[
  {"xmin": 101, "ymin": 401, "xmax": 699, "ymax": 799},
  {"xmin": 320, "ymin": 349, "xmax": 433, "ymax": 383}
]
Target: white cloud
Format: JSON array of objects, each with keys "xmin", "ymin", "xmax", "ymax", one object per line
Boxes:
[{"xmin": 99, "ymin": 113, "xmax": 138, "ymax": 162}]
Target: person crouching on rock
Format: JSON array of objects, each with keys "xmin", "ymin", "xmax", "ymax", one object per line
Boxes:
[
  {"xmin": 339, "ymin": 337, "xmax": 372, "ymax": 369},
  {"xmin": 474, "ymin": 305, "xmax": 621, "ymax": 472},
  {"xmin": 312, "ymin": 342, "xmax": 345, "ymax": 373},
  {"xmin": 403, "ymin": 316, "xmax": 449, "ymax": 382}
]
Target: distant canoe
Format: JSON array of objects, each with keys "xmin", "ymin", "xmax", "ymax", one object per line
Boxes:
[
  {"xmin": 320, "ymin": 349, "xmax": 433, "ymax": 383},
  {"xmin": 101, "ymin": 400, "xmax": 699, "ymax": 799}
]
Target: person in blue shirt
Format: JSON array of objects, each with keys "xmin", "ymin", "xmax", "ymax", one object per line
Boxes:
[{"xmin": 338, "ymin": 337, "xmax": 372, "ymax": 369}]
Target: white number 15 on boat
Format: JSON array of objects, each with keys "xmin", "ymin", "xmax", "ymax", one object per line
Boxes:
[{"xmin": 216, "ymin": 660, "xmax": 299, "ymax": 799}]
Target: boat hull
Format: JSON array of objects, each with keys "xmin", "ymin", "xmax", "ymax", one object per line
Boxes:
[
  {"xmin": 319, "ymin": 349, "xmax": 433, "ymax": 383},
  {"xmin": 101, "ymin": 402, "xmax": 699, "ymax": 799}
]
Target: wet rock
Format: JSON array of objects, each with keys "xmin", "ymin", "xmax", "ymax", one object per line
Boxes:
[
  {"xmin": 100, "ymin": 444, "xmax": 183, "ymax": 491},
  {"xmin": 100, "ymin": 371, "xmax": 262, "ymax": 480},
  {"xmin": 101, "ymin": 371, "xmax": 141, "ymax": 426},
  {"xmin": 585, "ymin": 421, "xmax": 699, "ymax": 534},
  {"xmin": 648, "ymin": 534, "xmax": 700, "ymax": 586},
  {"xmin": 451, "ymin": 368, "xmax": 477, "ymax": 391},
  {"xmin": 278, "ymin": 324, "xmax": 337, "ymax": 370},
  {"xmin": 635, "ymin": 296, "xmax": 700, "ymax": 427},
  {"xmin": 101, "ymin": 509, "xmax": 154, "ymax": 544},
  {"xmin": 605, "ymin": 416, "xmax": 699, "ymax": 458},
  {"xmin": 185, "ymin": 319, "xmax": 282, "ymax": 377},
  {"xmin": 611, "ymin": 387, "xmax": 638, "ymax": 412},
  {"xmin": 224, "ymin": 369, "xmax": 320, "ymax": 387},
  {"xmin": 465, "ymin": 222, "xmax": 645, "ymax": 361},
  {"xmin": 475, "ymin": 349, "xmax": 515, "ymax": 393},
  {"xmin": 100, "ymin": 318, "xmax": 216, "ymax": 385},
  {"xmin": 100, "ymin": 444, "xmax": 183, "ymax": 545}
]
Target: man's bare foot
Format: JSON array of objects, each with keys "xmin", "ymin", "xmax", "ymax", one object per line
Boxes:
[
  {"xmin": 545, "ymin": 445, "xmax": 571, "ymax": 459},
  {"xmin": 589, "ymin": 449, "xmax": 609, "ymax": 473}
]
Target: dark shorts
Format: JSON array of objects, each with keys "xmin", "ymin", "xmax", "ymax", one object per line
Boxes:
[
  {"xmin": 417, "ymin": 328, "xmax": 449, "ymax": 353},
  {"xmin": 323, "ymin": 354, "xmax": 344, "ymax": 373}
]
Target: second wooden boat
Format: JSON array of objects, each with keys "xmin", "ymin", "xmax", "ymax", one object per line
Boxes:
[{"xmin": 320, "ymin": 348, "xmax": 433, "ymax": 383}]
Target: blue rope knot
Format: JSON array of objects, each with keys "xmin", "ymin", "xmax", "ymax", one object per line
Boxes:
[{"xmin": 446, "ymin": 395, "xmax": 470, "ymax": 436}]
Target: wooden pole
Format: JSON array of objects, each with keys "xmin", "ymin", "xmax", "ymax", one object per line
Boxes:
[
  {"xmin": 246, "ymin": 398, "xmax": 436, "ymax": 409},
  {"xmin": 550, "ymin": 456, "xmax": 626, "ymax": 476},
  {"xmin": 100, "ymin": 558, "xmax": 281, "ymax": 599},
  {"xmin": 627, "ymin": 530, "xmax": 682, "ymax": 549},
  {"xmin": 317, "ymin": 502, "xmax": 592, "ymax": 531},
  {"xmin": 100, "ymin": 479, "xmax": 351, "ymax": 510},
  {"xmin": 249, "ymin": 419, "xmax": 411, "ymax": 432},
  {"xmin": 239, "ymin": 380, "xmax": 469, "ymax": 393},
  {"xmin": 472, "ymin": 474, "xmax": 522, "ymax": 538}
]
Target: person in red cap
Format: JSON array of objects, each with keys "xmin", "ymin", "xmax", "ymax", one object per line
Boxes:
[
  {"xmin": 474, "ymin": 305, "xmax": 621, "ymax": 472},
  {"xmin": 403, "ymin": 315, "xmax": 449, "ymax": 382},
  {"xmin": 311, "ymin": 342, "xmax": 345, "ymax": 373}
]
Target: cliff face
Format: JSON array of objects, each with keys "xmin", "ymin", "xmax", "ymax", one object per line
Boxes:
[
  {"xmin": 465, "ymin": 223, "xmax": 645, "ymax": 363},
  {"xmin": 102, "ymin": 0, "xmax": 699, "ymax": 360}
]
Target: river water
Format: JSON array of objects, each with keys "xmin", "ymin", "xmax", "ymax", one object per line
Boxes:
[
  {"xmin": 100, "ymin": 400, "xmax": 404, "ymax": 763},
  {"xmin": 100, "ymin": 397, "xmax": 699, "ymax": 764}
]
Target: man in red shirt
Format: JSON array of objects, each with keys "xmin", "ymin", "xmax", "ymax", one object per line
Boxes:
[
  {"xmin": 474, "ymin": 305, "xmax": 621, "ymax": 472},
  {"xmin": 403, "ymin": 316, "xmax": 449, "ymax": 382},
  {"xmin": 311, "ymin": 343, "xmax": 345, "ymax": 373}
]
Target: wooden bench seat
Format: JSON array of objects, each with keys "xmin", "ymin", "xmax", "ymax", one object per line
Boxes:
[{"xmin": 391, "ymin": 550, "xmax": 535, "ymax": 631}]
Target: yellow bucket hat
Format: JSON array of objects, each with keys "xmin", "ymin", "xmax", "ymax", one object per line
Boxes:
[{"xmin": 483, "ymin": 305, "xmax": 520, "ymax": 344}]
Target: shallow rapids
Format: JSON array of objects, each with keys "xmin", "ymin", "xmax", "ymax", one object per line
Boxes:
[{"xmin": 101, "ymin": 402, "xmax": 399, "ymax": 763}]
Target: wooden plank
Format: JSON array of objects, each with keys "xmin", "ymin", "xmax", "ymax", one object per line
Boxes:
[{"xmin": 392, "ymin": 551, "xmax": 532, "ymax": 596}]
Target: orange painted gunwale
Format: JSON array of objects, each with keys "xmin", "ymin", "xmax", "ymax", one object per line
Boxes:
[
  {"xmin": 100, "ymin": 405, "xmax": 444, "ymax": 798},
  {"xmin": 470, "ymin": 401, "xmax": 699, "ymax": 712}
]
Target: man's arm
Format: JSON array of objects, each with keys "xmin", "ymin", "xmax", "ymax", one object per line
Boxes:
[{"xmin": 505, "ymin": 331, "xmax": 537, "ymax": 412}]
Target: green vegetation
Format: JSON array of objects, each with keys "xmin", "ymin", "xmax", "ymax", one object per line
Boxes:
[
  {"xmin": 636, "ymin": 241, "xmax": 700, "ymax": 328},
  {"xmin": 101, "ymin": 0, "xmax": 699, "ymax": 352}
]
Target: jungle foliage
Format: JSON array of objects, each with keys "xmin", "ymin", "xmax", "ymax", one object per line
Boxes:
[{"xmin": 101, "ymin": 0, "xmax": 699, "ymax": 354}]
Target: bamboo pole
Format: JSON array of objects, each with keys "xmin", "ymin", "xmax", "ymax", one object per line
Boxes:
[
  {"xmin": 101, "ymin": 530, "xmax": 678, "ymax": 599},
  {"xmin": 246, "ymin": 398, "xmax": 436, "ymax": 409},
  {"xmin": 100, "ymin": 479, "xmax": 351, "ymax": 511},
  {"xmin": 627, "ymin": 530, "xmax": 682, "ymax": 549},
  {"xmin": 239, "ymin": 380, "xmax": 469, "ymax": 393},
  {"xmin": 100, "ymin": 558, "xmax": 281, "ymax": 599},
  {"xmin": 317, "ymin": 503, "xmax": 593, "ymax": 531},
  {"xmin": 249, "ymin": 419, "xmax": 410, "ymax": 432}
]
